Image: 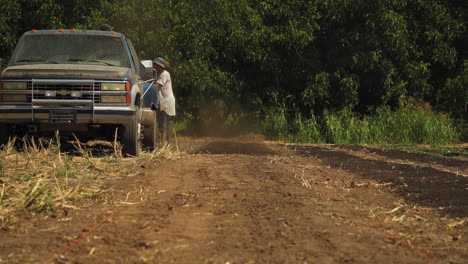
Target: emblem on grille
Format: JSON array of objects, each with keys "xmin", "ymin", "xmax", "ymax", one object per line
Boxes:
[{"xmin": 57, "ymin": 90, "xmax": 68, "ymax": 96}]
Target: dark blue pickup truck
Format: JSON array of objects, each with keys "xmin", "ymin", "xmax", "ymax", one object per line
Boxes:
[{"xmin": 0, "ymin": 29, "xmax": 158, "ymax": 156}]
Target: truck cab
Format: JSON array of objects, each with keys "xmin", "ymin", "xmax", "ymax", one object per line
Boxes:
[{"xmin": 0, "ymin": 29, "xmax": 158, "ymax": 156}]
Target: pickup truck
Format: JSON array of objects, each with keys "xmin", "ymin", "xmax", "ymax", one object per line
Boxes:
[{"xmin": 0, "ymin": 29, "xmax": 158, "ymax": 156}]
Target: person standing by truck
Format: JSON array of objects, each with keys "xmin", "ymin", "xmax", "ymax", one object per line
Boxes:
[{"xmin": 153, "ymin": 57, "xmax": 175, "ymax": 142}]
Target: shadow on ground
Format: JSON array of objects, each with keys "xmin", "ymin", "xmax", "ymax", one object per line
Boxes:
[
  {"xmin": 336, "ymin": 145, "xmax": 468, "ymax": 169},
  {"xmin": 193, "ymin": 141, "xmax": 276, "ymax": 156},
  {"xmin": 291, "ymin": 145, "xmax": 468, "ymax": 217},
  {"xmin": 5, "ymin": 136, "xmax": 116, "ymax": 158}
]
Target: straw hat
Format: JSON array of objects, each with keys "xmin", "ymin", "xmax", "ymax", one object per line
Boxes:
[{"xmin": 152, "ymin": 57, "xmax": 166, "ymax": 68}]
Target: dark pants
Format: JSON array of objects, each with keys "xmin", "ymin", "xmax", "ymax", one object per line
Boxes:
[{"xmin": 157, "ymin": 110, "xmax": 172, "ymax": 142}]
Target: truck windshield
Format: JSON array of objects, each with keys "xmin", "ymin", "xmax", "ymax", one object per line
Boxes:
[{"xmin": 10, "ymin": 34, "xmax": 131, "ymax": 68}]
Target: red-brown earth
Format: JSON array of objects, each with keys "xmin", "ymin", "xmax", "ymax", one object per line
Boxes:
[{"xmin": 1, "ymin": 136, "xmax": 467, "ymax": 263}]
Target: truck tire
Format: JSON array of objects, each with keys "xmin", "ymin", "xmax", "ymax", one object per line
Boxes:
[
  {"xmin": 121, "ymin": 111, "xmax": 141, "ymax": 157},
  {"xmin": 142, "ymin": 110, "xmax": 157, "ymax": 151}
]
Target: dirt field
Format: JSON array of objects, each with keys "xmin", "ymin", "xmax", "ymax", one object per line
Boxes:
[{"xmin": 1, "ymin": 136, "xmax": 467, "ymax": 263}]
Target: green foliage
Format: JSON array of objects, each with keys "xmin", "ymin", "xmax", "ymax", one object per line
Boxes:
[
  {"xmin": 365, "ymin": 107, "xmax": 459, "ymax": 145},
  {"xmin": 291, "ymin": 113, "xmax": 323, "ymax": 143},
  {"xmin": 301, "ymin": 0, "xmax": 466, "ymax": 115},
  {"xmin": 0, "ymin": 0, "xmax": 20, "ymax": 68},
  {"xmin": 104, "ymin": 0, "xmax": 321, "ymax": 126},
  {"xmin": 0, "ymin": 0, "xmax": 466, "ymax": 142},
  {"xmin": 261, "ymin": 106, "xmax": 460, "ymax": 145},
  {"xmin": 322, "ymin": 108, "xmax": 368, "ymax": 144},
  {"xmin": 441, "ymin": 60, "xmax": 468, "ymax": 120},
  {"xmin": 0, "ymin": 0, "xmax": 110, "ymax": 68},
  {"xmin": 260, "ymin": 105, "xmax": 289, "ymax": 142}
]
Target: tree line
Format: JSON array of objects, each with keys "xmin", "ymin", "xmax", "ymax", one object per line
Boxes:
[{"xmin": 1, "ymin": 0, "xmax": 466, "ymax": 137}]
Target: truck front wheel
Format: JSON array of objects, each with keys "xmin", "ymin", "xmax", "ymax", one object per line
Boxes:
[
  {"xmin": 142, "ymin": 110, "xmax": 157, "ymax": 151},
  {"xmin": 121, "ymin": 111, "xmax": 141, "ymax": 157}
]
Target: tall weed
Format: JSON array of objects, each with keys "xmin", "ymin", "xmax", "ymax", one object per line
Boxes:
[
  {"xmin": 260, "ymin": 107, "xmax": 460, "ymax": 145},
  {"xmin": 260, "ymin": 106, "xmax": 289, "ymax": 141},
  {"xmin": 292, "ymin": 113, "xmax": 323, "ymax": 143}
]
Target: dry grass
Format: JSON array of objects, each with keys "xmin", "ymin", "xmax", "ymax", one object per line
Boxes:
[
  {"xmin": 0, "ymin": 131, "xmax": 185, "ymax": 228},
  {"xmin": 0, "ymin": 132, "xmax": 182, "ymax": 229}
]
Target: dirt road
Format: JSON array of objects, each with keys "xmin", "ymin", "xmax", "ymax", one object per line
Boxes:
[{"xmin": 1, "ymin": 137, "xmax": 467, "ymax": 263}]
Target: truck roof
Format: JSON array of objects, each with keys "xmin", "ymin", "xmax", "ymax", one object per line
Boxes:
[{"xmin": 23, "ymin": 29, "xmax": 124, "ymax": 38}]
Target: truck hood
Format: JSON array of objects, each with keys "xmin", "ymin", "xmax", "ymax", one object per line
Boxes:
[{"xmin": 1, "ymin": 64, "xmax": 134, "ymax": 80}]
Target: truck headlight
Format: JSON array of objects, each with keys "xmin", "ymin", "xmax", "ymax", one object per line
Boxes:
[
  {"xmin": 101, "ymin": 96, "xmax": 126, "ymax": 103},
  {"xmin": 3, "ymin": 82, "xmax": 28, "ymax": 90},
  {"xmin": 101, "ymin": 83, "xmax": 126, "ymax": 91}
]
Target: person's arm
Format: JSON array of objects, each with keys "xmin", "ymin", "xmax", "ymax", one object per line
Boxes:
[{"xmin": 156, "ymin": 71, "xmax": 168, "ymax": 90}]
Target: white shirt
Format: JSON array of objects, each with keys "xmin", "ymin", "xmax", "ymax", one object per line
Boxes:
[{"xmin": 156, "ymin": 70, "xmax": 176, "ymax": 116}]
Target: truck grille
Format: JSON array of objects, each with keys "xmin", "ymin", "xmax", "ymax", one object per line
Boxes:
[{"xmin": 28, "ymin": 81, "xmax": 101, "ymax": 103}]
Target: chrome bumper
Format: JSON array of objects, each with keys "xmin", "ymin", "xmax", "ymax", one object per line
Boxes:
[{"xmin": 0, "ymin": 105, "xmax": 136, "ymax": 125}]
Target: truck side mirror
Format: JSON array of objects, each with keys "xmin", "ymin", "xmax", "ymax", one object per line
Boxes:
[{"xmin": 140, "ymin": 60, "xmax": 154, "ymax": 80}]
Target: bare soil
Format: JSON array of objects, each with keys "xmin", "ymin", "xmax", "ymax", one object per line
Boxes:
[{"xmin": 1, "ymin": 136, "xmax": 467, "ymax": 264}]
